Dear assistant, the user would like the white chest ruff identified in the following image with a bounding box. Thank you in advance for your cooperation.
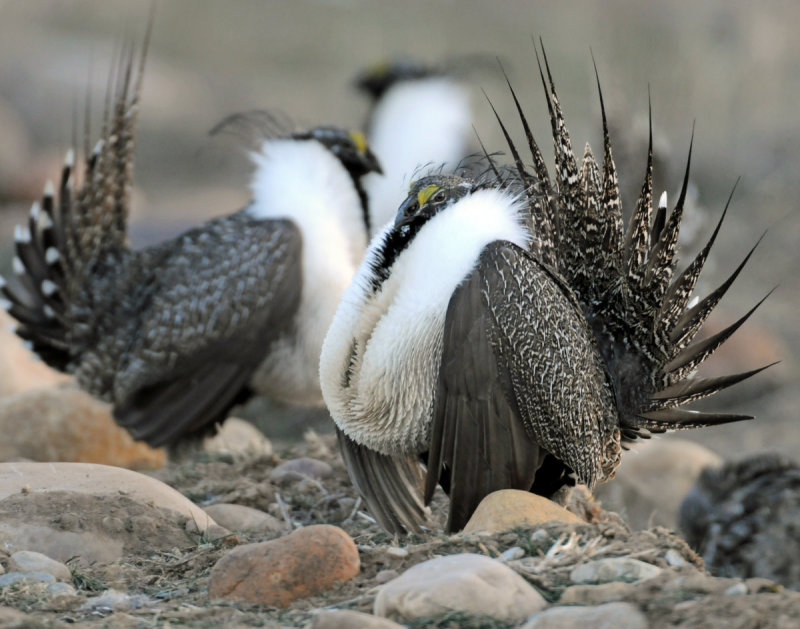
[247,139,367,405]
[320,188,529,455]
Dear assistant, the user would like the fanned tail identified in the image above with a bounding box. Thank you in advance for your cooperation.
[496,42,771,444]
[0,27,150,372]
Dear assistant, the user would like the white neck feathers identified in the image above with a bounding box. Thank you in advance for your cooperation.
[320,187,529,454]
[364,77,472,235]
[247,139,367,263]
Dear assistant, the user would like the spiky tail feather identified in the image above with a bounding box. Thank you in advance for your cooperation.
[1,27,150,371]
[496,41,772,442]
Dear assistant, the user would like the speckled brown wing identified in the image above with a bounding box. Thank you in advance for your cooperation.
[425,241,620,532]
[112,212,302,446]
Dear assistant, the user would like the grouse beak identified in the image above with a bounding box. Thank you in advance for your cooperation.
[364,148,384,176]
[348,130,383,176]
[394,195,420,228]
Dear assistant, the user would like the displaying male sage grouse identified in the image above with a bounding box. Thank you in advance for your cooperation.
[355,59,473,234]
[320,49,773,533]
[0,43,381,448]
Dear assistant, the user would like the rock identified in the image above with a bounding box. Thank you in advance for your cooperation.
[308,610,405,629]
[7,550,71,582]
[662,573,741,596]
[501,546,526,561]
[595,439,721,530]
[559,581,638,605]
[521,602,648,629]
[570,558,663,584]
[0,384,165,469]
[375,569,400,584]
[0,462,222,562]
[202,503,284,535]
[203,417,273,459]
[45,582,77,597]
[664,549,689,567]
[79,589,155,612]
[724,582,749,596]
[208,524,359,606]
[385,547,408,559]
[183,519,233,542]
[374,553,546,624]
[0,571,55,587]
[463,489,583,534]
[0,310,69,399]
[270,457,333,484]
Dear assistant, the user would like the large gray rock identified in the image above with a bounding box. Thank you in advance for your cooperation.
[522,602,648,629]
[0,462,225,563]
[374,553,546,624]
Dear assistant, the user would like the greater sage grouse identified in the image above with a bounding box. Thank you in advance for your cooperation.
[355,59,473,234]
[320,50,772,533]
[0,42,381,448]
[680,453,800,590]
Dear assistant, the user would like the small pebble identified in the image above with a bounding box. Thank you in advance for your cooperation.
[269,458,332,484]
[386,547,408,559]
[501,546,526,561]
[570,558,662,584]
[46,582,77,597]
[79,589,154,612]
[530,529,550,544]
[374,552,546,623]
[0,571,56,587]
[375,569,400,584]
[664,549,688,567]
[724,582,748,596]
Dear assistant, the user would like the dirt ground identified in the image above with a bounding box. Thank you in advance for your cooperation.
[2,434,798,628]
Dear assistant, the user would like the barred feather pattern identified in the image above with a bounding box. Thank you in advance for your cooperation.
[495,43,770,445]
[0,36,149,375]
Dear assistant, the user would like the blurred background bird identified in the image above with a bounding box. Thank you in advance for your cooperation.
[320,48,772,533]
[0,34,383,448]
[680,453,800,591]
[355,58,475,235]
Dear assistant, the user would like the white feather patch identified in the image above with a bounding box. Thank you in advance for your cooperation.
[364,77,473,234]
[45,248,60,264]
[12,256,25,275]
[320,187,529,454]
[14,225,31,244]
[42,279,58,296]
[246,138,368,405]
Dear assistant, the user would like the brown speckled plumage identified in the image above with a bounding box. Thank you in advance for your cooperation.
[324,45,772,534]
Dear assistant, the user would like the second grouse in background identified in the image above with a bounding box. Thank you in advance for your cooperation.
[355,59,474,234]
[1,42,382,448]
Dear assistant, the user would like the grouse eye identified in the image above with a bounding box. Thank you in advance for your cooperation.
[431,190,447,203]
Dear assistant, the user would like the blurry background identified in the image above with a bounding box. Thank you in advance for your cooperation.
[0,0,796,458]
